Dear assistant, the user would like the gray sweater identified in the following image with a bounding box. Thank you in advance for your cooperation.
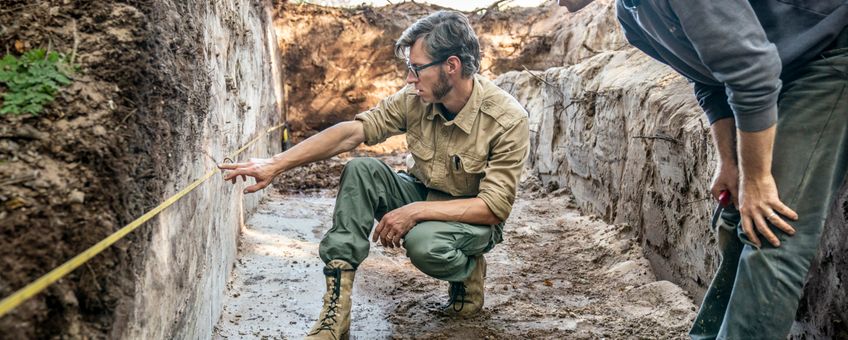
[616,0,848,131]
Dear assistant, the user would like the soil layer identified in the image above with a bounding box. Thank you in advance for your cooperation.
[0,1,208,337]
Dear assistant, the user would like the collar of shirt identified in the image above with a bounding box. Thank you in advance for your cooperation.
[424,74,483,135]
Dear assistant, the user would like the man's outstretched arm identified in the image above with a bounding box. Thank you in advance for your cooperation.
[219,120,366,193]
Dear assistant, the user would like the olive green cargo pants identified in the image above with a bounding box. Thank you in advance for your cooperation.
[690,42,848,338]
[318,157,498,282]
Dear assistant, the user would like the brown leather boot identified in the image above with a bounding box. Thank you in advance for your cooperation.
[305,260,355,340]
[443,254,486,317]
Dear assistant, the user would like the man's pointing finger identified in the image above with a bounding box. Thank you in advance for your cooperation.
[223,169,245,181]
[218,162,253,170]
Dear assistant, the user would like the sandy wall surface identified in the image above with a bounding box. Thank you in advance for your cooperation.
[495,48,716,305]
[120,1,284,338]
[271,0,626,141]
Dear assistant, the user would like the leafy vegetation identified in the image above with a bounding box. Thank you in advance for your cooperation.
[0,49,74,115]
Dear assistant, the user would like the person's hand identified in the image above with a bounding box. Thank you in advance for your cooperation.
[218,158,280,194]
[711,162,740,207]
[372,203,419,248]
[738,174,798,247]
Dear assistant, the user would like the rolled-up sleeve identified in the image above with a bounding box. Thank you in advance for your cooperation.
[670,0,781,132]
[354,86,410,145]
[478,116,529,221]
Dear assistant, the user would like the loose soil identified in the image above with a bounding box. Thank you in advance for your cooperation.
[1,1,208,338]
[215,154,697,339]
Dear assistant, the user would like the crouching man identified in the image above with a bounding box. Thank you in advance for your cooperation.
[219,11,528,339]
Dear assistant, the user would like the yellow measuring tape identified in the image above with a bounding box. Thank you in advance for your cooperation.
[0,124,284,317]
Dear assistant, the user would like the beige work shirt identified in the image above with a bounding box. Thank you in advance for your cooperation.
[355,74,529,221]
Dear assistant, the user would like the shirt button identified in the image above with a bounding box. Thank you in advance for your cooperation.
[441,130,448,136]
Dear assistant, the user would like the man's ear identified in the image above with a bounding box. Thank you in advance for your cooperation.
[446,56,462,75]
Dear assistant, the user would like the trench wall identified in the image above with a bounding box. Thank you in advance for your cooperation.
[495,48,717,302]
[119,1,283,338]
[494,1,848,336]
[271,1,623,141]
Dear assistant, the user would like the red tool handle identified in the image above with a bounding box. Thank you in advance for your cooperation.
[718,190,731,207]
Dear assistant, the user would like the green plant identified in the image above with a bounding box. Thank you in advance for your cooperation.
[0,49,74,115]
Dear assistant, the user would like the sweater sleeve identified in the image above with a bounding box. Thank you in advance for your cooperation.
[669,0,781,132]
[693,81,734,124]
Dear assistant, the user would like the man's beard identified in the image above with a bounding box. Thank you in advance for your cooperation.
[432,69,453,101]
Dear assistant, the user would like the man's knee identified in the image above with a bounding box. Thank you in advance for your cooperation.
[407,244,458,278]
[737,245,812,296]
[405,225,462,278]
[339,157,386,187]
[343,157,383,175]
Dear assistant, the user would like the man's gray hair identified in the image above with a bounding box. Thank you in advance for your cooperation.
[395,11,481,78]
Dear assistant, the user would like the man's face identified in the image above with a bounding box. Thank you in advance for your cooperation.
[406,38,452,103]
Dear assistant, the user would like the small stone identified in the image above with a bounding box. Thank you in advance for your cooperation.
[55,119,70,131]
[93,125,107,136]
[69,190,85,204]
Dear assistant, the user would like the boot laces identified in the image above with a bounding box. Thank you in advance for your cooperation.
[444,281,467,312]
[317,267,345,332]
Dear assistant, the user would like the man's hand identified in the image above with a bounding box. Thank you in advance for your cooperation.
[738,174,798,247]
[711,162,740,207]
[216,121,366,195]
[372,203,420,248]
[737,126,798,247]
[218,158,281,194]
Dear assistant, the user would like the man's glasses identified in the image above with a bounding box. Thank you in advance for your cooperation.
[406,58,447,79]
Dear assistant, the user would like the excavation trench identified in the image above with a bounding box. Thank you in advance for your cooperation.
[226,0,847,338]
[2,0,845,338]
[214,153,696,339]
[234,2,698,337]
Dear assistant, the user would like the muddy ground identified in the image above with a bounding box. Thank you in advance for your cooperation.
[215,153,696,339]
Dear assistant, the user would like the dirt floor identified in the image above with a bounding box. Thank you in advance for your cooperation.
[214,152,697,339]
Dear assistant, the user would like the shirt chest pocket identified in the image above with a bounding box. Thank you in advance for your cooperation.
[407,133,434,181]
[447,152,487,196]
